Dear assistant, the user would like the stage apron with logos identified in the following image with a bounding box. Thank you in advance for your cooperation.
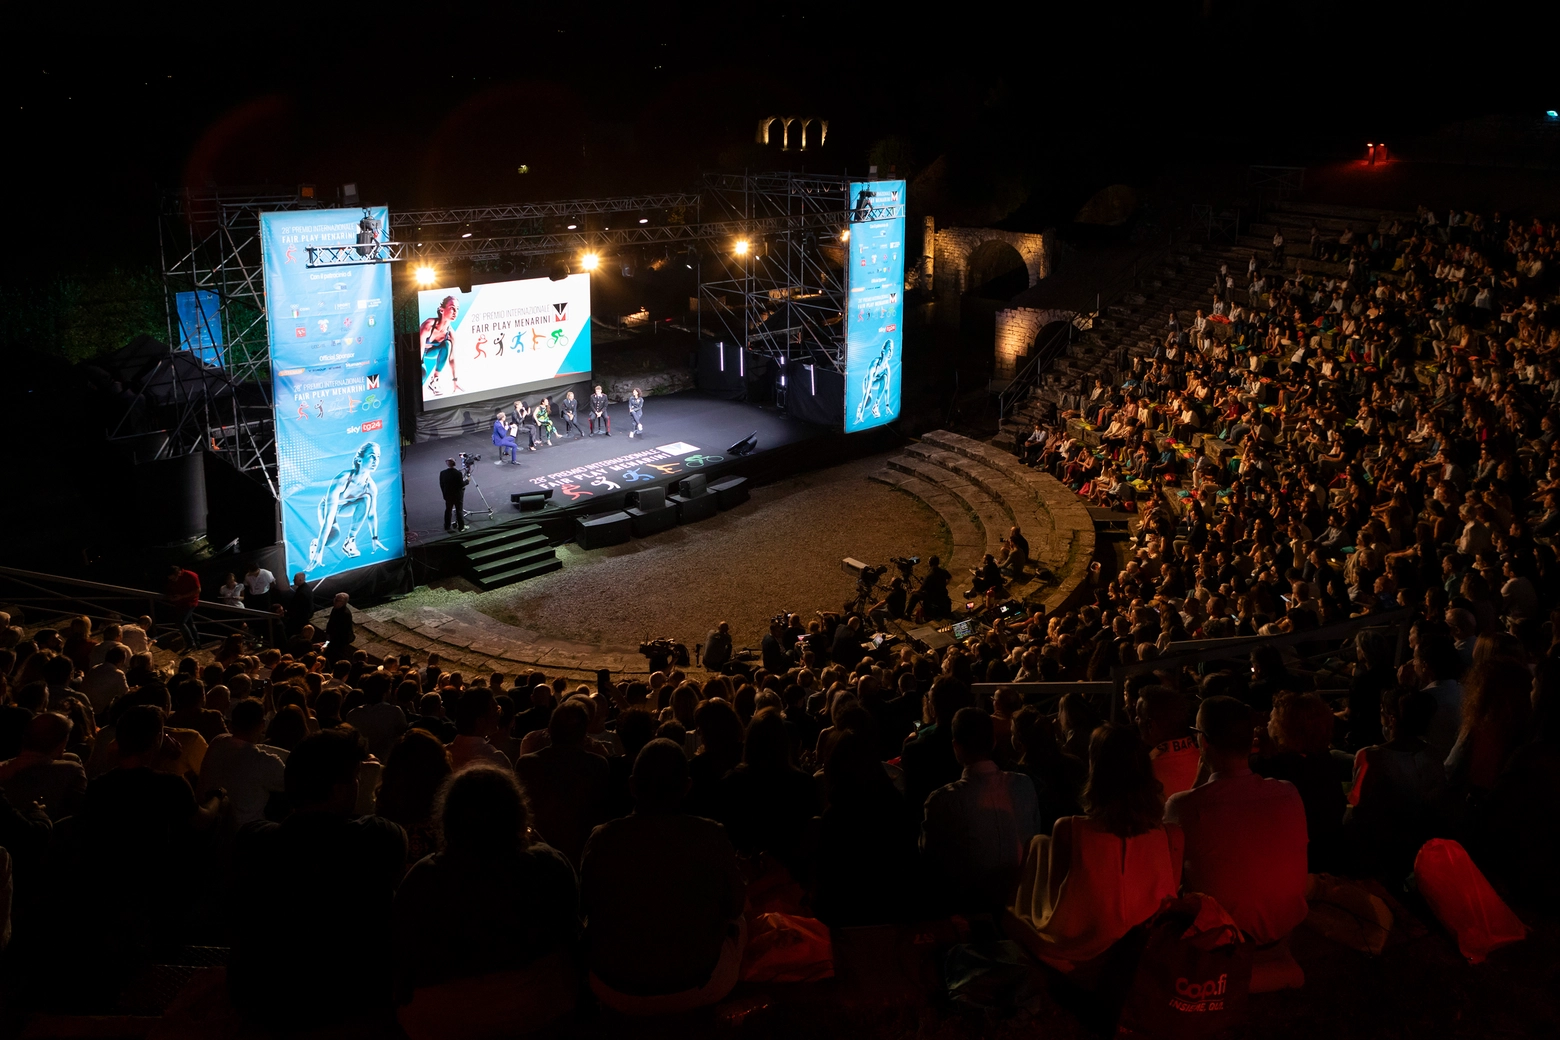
[260,207,407,581]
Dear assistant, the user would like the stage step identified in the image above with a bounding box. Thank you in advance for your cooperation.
[471,556,564,591]
[449,522,561,591]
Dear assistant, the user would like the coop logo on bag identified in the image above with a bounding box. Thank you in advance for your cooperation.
[1170,973,1228,1012]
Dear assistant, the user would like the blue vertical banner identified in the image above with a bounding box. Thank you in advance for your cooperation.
[175,289,224,365]
[844,179,906,431]
[260,208,405,581]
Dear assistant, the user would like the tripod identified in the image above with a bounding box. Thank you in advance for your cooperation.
[461,463,495,521]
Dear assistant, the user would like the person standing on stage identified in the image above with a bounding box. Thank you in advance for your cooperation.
[627,387,645,439]
[590,385,611,436]
[439,457,468,533]
[244,563,277,615]
[560,391,584,439]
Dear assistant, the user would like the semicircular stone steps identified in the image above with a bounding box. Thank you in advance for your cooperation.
[871,430,1096,613]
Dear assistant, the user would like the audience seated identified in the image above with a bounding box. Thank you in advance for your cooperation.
[229,729,407,1029]
[1134,684,1201,799]
[920,707,1042,913]
[515,701,609,866]
[580,739,746,1015]
[1007,723,1183,976]
[1166,697,1309,945]
[393,765,579,1037]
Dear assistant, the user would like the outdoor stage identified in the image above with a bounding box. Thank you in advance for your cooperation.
[400,390,829,546]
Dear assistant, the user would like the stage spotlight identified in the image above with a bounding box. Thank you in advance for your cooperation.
[581,252,600,271]
[461,232,473,238]
[415,266,437,287]
[549,261,569,281]
[840,229,850,242]
[728,431,759,457]
[566,223,579,230]
[734,239,750,256]
[638,217,649,224]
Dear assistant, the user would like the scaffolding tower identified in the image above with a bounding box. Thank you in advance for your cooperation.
[695,173,851,371]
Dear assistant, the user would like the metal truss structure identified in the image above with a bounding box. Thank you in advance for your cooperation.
[156,177,852,496]
[695,173,851,371]
[155,189,319,491]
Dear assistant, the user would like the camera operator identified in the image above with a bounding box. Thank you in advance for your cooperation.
[439,457,468,532]
[907,555,952,620]
[869,576,908,629]
[703,621,733,671]
[830,614,867,671]
[761,620,792,674]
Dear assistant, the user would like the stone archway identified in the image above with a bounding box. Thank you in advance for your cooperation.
[993,307,1078,379]
[932,227,1050,295]
[965,239,1029,299]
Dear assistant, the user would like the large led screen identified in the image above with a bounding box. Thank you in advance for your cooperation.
[260,207,405,581]
[844,179,906,431]
[416,273,592,407]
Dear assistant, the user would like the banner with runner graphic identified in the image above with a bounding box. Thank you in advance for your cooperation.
[843,179,906,432]
[416,273,592,407]
[260,207,406,581]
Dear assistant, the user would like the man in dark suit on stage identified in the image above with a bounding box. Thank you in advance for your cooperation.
[439,458,467,532]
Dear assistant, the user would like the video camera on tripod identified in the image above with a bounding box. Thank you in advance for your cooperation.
[458,451,482,476]
[890,555,920,580]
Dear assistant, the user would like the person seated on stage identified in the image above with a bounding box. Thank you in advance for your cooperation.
[491,411,521,464]
[511,399,539,450]
[535,398,557,445]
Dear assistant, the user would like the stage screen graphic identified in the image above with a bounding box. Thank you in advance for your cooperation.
[175,290,224,365]
[843,179,906,432]
[416,273,592,407]
[260,207,405,581]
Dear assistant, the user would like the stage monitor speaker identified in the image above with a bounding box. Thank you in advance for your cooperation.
[728,431,759,456]
[625,502,678,537]
[676,473,707,499]
[668,491,719,524]
[625,486,666,511]
[709,475,749,510]
[511,489,553,512]
[574,511,632,550]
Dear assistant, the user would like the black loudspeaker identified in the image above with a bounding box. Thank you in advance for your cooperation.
[625,501,678,537]
[625,486,666,511]
[669,491,719,524]
[574,511,632,549]
[135,452,208,545]
[676,473,707,499]
[511,490,553,512]
[709,475,749,510]
[728,431,759,456]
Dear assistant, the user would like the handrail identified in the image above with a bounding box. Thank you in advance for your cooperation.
[0,566,283,649]
[1108,606,1411,698]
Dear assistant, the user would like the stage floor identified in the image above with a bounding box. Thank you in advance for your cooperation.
[401,391,824,545]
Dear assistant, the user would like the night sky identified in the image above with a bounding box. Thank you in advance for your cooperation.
[3,0,1549,277]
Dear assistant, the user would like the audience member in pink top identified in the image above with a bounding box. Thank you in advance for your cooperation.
[1136,685,1201,798]
[1006,724,1183,976]
[1165,696,1309,945]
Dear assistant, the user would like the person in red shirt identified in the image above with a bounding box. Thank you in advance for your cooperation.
[165,565,202,651]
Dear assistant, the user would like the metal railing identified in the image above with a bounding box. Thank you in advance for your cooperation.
[1108,606,1411,702]
[0,566,283,649]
